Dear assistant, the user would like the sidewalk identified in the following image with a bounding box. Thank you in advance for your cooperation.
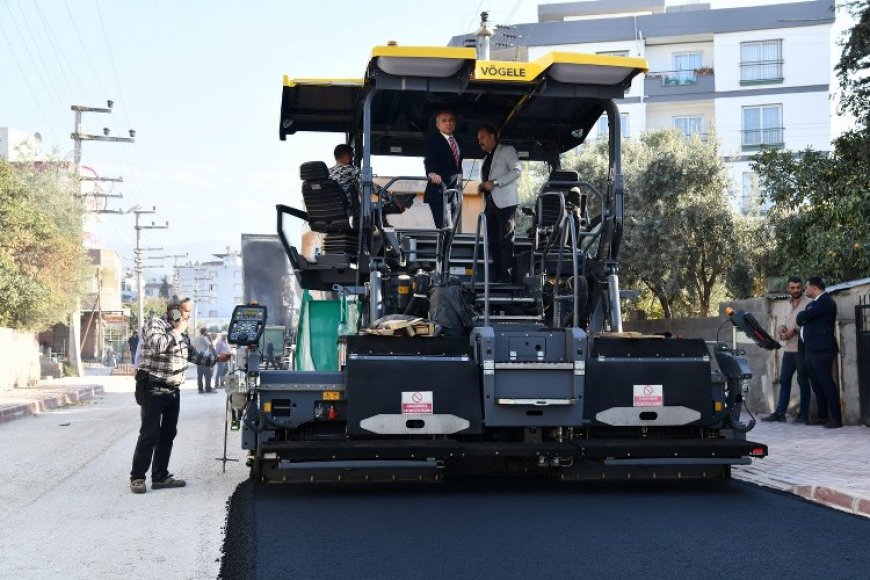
[0,368,112,423]
[2,373,868,517]
[733,419,870,518]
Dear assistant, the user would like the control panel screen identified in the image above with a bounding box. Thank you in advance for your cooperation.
[227,304,268,346]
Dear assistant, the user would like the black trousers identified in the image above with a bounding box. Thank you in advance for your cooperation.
[804,348,841,421]
[484,197,517,282]
[131,384,180,482]
[197,364,212,391]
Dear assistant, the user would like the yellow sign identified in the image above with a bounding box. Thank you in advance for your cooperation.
[473,60,542,82]
[322,391,341,401]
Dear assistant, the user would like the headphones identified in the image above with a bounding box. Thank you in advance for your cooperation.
[170,307,182,322]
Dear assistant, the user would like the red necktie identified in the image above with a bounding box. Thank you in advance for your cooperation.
[448,136,460,170]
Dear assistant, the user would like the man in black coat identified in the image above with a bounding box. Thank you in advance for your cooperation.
[424,110,463,229]
[796,276,842,428]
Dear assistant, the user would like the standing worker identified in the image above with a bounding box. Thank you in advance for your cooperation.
[127,331,139,365]
[476,124,522,283]
[196,327,214,393]
[424,109,463,229]
[130,296,232,493]
[763,277,812,423]
[214,333,231,388]
[796,276,842,428]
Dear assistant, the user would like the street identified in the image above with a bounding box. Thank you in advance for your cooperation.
[0,371,247,579]
[3,372,870,580]
[228,477,870,579]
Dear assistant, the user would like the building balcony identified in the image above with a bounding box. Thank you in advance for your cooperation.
[644,69,715,99]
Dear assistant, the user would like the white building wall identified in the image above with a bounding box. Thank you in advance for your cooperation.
[713,25,833,92]
[715,90,832,157]
[645,42,714,74]
[175,253,242,329]
[646,101,715,133]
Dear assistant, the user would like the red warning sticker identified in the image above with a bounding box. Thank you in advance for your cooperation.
[401,391,433,414]
[633,384,663,407]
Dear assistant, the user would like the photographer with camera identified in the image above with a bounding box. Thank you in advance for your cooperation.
[129,296,232,494]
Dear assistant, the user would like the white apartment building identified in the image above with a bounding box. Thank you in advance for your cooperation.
[175,248,243,330]
[453,0,849,213]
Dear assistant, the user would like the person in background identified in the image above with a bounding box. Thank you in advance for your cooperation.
[265,340,276,370]
[763,277,812,423]
[128,331,139,364]
[214,333,231,388]
[196,327,214,393]
[796,276,842,428]
[130,296,232,494]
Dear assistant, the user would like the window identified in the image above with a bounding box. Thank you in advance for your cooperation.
[741,172,772,215]
[740,40,782,83]
[742,105,783,147]
[595,113,630,139]
[672,51,702,84]
[673,116,703,137]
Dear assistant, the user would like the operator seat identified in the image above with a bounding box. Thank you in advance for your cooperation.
[299,161,358,255]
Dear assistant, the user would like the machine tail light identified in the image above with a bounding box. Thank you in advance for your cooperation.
[750,447,766,457]
[263,401,272,413]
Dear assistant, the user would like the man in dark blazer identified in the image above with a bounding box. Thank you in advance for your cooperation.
[796,276,842,428]
[424,110,463,229]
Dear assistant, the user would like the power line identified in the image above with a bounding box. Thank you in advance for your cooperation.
[0,18,59,138]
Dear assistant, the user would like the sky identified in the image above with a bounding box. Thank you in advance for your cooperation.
[1,0,542,278]
[1,0,847,280]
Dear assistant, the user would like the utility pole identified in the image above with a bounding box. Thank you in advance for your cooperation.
[134,208,168,334]
[68,100,135,375]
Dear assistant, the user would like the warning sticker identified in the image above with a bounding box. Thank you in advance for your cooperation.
[633,384,663,407]
[401,391,433,415]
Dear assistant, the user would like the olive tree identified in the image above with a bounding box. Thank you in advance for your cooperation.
[568,130,750,317]
[0,157,90,329]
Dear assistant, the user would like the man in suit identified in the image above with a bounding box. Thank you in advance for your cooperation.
[477,124,522,283]
[424,110,463,229]
[796,276,842,428]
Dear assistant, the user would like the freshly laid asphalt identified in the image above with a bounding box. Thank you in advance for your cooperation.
[4,371,868,519]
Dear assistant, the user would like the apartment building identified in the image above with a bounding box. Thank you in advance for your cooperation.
[175,248,243,330]
[452,0,847,213]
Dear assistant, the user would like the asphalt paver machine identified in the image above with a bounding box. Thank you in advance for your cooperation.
[229,45,769,483]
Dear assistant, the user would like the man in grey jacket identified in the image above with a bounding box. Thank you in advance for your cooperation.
[477,124,522,283]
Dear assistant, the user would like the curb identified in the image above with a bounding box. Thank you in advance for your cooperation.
[0,385,105,424]
[734,472,870,519]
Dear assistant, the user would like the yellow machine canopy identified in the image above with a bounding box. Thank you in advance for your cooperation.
[280,46,648,161]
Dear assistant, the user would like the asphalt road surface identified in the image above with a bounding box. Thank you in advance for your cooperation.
[0,372,247,579]
[223,476,870,579]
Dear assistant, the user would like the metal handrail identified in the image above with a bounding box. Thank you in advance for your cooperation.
[470,211,491,328]
[553,214,580,328]
[437,182,463,275]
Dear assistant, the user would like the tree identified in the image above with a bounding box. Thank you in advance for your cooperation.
[159,276,170,299]
[752,1,870,282]
[0,157,90,330]
[836,0,870,129]
[568,130,750,317]
[130,297,167,333]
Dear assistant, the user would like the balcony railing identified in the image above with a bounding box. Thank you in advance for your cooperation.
[741,127,784,148]
[646,67,714,87]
